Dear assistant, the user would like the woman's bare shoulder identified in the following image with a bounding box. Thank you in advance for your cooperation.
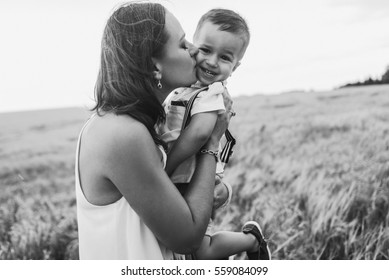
[84,113,152,157]
[94,113,148,139]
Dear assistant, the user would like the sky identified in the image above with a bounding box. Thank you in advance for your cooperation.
[0,0,388,113]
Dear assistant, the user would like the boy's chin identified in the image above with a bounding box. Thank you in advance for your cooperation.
[196,77,213,86]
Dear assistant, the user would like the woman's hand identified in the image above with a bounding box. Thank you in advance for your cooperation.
[204,88,233,150]
[213,176,229,210]
[222,87,233,112]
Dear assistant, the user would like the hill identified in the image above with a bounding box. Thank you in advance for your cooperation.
[0,85,388,259]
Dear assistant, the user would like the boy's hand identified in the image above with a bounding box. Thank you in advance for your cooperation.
[204,88,233,151]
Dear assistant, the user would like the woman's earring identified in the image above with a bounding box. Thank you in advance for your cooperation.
[153,69,162,89]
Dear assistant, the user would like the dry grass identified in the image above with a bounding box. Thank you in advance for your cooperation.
[0,108,89,259]
[215,85,389,259]
[1,85,388,259]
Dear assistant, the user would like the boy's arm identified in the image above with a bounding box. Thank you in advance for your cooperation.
[165,111,218,176]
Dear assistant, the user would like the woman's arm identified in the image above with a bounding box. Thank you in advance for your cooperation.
[165,111,218,176]
[103,116,221,253]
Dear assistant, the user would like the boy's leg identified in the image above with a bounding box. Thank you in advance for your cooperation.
[195,231,258,260]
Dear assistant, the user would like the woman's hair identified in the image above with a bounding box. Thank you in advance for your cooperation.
[93,2,168,148]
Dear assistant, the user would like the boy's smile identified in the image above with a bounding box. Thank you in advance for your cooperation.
[198,67,217,78]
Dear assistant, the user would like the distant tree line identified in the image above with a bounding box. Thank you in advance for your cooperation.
[340,65,389,88]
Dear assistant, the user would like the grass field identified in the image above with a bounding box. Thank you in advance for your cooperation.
[1,85,388,259]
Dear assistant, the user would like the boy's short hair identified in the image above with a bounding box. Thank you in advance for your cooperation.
[194,8,250,60]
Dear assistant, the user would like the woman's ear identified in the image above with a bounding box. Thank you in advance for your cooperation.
[153,70,162,81]
[151,57,162,80]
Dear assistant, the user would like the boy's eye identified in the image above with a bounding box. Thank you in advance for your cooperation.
[199,47,210,54]
[221,55,232,61]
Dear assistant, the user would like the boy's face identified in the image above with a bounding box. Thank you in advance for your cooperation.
[194,21,245,85]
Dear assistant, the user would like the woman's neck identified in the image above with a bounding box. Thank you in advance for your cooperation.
[156,88,171,104]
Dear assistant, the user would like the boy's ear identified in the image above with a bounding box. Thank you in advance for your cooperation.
[232,61,241,73]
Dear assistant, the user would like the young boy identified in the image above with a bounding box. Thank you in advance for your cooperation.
[159,9,271,260]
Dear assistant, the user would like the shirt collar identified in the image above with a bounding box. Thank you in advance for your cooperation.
[191,80,227,89]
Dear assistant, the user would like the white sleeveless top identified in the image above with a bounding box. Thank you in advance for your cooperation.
[75,117,181,259]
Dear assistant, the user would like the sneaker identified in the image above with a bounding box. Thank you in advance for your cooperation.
[242,221,271,260]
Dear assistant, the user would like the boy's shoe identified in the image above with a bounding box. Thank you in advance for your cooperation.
[242,221,271,260]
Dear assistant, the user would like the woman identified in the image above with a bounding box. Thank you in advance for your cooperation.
[75,1,233,259]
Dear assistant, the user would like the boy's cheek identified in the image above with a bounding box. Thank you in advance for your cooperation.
[195,53,205,64]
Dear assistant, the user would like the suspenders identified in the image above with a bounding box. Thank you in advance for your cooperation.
[220,129,236,164]
[177,87,236,164]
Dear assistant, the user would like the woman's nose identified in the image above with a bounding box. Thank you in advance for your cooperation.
[188,43,198,57]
